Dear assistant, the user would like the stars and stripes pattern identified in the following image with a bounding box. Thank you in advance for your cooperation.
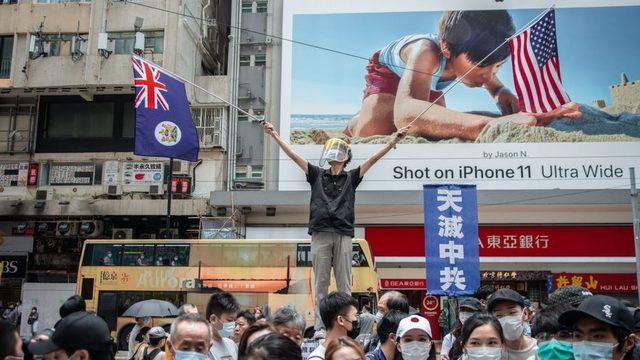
[509,10,571,113]
[132,57,169,111]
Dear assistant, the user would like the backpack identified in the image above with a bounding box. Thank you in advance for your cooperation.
[142,348,162,360]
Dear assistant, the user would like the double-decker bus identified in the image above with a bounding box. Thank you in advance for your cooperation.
[77,239,378,349]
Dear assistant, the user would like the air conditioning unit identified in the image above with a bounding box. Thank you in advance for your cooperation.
[35,189,54,201]
[172,160,190,175]
[105,185,122,196]
[56,221,78,237]
[35,222,56,235]
[158,228,179,239]
[148,185,164,195]
[78,220,104,238]
[134,32,145,53]
[97,33,109,51]
[112,228,133,240]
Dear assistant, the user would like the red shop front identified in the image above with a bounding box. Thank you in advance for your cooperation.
[368,225,636,306]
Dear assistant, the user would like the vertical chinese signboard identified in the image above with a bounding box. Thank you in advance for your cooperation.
[424,184,479,296]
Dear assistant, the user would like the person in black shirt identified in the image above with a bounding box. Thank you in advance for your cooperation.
[261,121,409,338]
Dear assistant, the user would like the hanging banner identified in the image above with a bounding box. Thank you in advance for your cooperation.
[424,184,479,296]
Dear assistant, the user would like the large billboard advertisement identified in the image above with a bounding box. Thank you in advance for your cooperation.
[279,0,640,190]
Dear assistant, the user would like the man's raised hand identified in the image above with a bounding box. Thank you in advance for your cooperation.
[261,121,277,136]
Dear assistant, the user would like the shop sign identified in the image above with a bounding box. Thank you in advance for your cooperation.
[0,255,27,279]
[421,292,442,340]
[123,162,164,185]
[365,226,634,258]
[49,163,95,185]
[553,273,637,294]
[0,162,29,187]
[380,278,426,290]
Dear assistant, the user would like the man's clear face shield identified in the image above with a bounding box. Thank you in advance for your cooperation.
[320,138,351,166]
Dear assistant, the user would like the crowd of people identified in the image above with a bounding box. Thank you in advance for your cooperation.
[2,284,640,360]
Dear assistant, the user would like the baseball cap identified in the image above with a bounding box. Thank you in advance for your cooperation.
[29,312,112,355]
[396,315,432,338]
[558,295,634,333]
[148,326,168,339]
[459,297,483,312]
[487,288,526,312]
[547,285,593,308]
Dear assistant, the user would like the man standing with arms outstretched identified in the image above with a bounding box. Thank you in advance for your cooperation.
[261,121,409,338]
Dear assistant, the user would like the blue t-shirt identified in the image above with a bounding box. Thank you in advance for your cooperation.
[377,33,453,92]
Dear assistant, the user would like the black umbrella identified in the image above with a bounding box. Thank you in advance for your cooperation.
[122,299,178,318]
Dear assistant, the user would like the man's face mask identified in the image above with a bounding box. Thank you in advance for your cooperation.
[538,339,574,360]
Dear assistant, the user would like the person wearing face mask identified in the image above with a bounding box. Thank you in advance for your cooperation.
[395,315,436,360]
[167,314,212,360]
[365,292,411,354]
[487,289,537,360]
[531,305,575,360]
[442,298,484,360]
[29,312,114,360]
[308,292,361,360]
[205,291,240,360]
[366,310,408,360]
[559,295,637,360]
[458,313,504,360]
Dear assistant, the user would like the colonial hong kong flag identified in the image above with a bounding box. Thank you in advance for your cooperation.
[132,55,198,161]
[509,10,571,113]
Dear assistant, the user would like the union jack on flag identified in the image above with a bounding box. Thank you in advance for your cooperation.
[132,57,169,111]
[509,10,571,113]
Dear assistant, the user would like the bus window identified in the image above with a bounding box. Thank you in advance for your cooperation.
[223,244,259,267]
[121,245,155,266]
[156,244,189,266]
[352,244,369,267]
[260,244,296,267]
[82,244,123,266]
[189,244,223,266]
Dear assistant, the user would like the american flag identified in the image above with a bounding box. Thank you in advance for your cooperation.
[509,10,570,113]
[132,57,170,111]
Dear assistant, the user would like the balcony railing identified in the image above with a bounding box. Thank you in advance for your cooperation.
[0,58,10,79]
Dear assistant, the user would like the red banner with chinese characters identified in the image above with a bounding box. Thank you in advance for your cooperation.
[365,226,634,257]
[380,278,426,289]
[553,273,638,294]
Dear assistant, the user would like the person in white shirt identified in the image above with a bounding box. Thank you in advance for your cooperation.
[128,317,152,359]
[487,289,537,360]
[308,292,360,360]
[441,297,483,360]
[206,292,240,360]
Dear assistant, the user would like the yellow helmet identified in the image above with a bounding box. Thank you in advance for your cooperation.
[320,138,352,166]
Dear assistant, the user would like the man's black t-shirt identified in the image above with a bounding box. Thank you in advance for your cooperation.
[306,163,362,237]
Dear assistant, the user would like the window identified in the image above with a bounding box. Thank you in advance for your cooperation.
[250,165,263,178]
[121,244,155,266]
[81,278,94,300]
[48,102,114,138]
[110,31,164,55]
[0,36,12,78]
[254,53,266,66]
[82,244,124,266]
[241,1,266,13]
[239,55,250,66]
[1,0,18,4]
[155,244,190,266]
[37,95,135,152]
[192,107,226,148]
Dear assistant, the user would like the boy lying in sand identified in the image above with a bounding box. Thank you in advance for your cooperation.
[344,10,581,141]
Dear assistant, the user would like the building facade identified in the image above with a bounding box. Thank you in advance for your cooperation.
[0,0,233,303]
